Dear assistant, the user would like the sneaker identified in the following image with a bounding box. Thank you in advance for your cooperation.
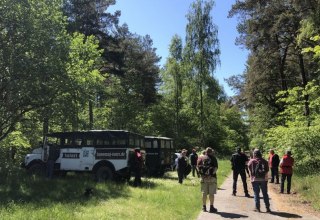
[245,193,251,198]
[253,207,260,212]
[266,208,272,213]
[232,192,236,196]
[269,181,274,183]
[209,206,217,213]
[202,206,207,212]
[287,192,291,194]
[279,191,284,194]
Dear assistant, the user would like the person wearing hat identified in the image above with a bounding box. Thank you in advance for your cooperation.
[230,147,250,197]
[279,150,294,194]
[248,149,271,213]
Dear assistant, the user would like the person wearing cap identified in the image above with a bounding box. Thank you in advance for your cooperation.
[197,147,218,213]
[248,149,271,213]
[230,147,250,197]
[268,149,280,184]
[279,150,294,194]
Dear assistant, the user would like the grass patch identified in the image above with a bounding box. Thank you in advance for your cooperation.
[293,173,320,211]
[0,159,230,220]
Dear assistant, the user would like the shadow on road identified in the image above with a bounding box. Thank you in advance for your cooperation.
[270,211,302,218]
[216,212,248,218]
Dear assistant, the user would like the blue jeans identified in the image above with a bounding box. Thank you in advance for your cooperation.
[252,181,270,209]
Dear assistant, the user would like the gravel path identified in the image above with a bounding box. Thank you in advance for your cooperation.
[197,173,320,220]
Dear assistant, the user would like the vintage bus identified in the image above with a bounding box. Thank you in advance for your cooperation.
[144,136,174,176]
[22,130,145,181]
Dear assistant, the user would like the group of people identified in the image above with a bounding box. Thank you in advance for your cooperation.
[230,147,294,212]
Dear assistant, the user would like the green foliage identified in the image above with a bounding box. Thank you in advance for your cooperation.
[0,160,231,220]
[293,173,320,211]
[0,0,69,141]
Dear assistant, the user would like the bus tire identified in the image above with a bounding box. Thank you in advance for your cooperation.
[28,163,46,177]
[96,166,113,182]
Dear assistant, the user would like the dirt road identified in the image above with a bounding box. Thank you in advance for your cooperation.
[197,174,320,220]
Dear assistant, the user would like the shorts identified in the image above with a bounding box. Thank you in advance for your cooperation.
[201,178,217,195]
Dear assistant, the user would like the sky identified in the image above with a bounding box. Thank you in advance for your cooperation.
[109,0,248,96]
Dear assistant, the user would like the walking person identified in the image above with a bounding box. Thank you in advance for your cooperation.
[197,147,218,213]
[189,148,199,177]
[230,147,250,197]
[248,149,271,213]
[280,150,294,194]
[268,149,280,184]
[177,149,188,184]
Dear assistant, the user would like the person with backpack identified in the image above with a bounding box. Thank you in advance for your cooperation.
[280,150,294,194]
[197,147,218,213]
[248,149,271,213]
[189,148,199,177]
[230,147,250,197]
[268,149,280,184]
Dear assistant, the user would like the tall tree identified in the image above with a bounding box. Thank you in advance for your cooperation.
[184,0,220,147]
[0,0,69,141]
[167,35,184,139]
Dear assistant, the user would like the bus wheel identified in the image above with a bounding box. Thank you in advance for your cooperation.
[96,166,113,182]
[28,163,45,177]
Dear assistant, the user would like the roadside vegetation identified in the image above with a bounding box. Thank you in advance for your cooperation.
[292,173,320,211]
[0,160,230,220]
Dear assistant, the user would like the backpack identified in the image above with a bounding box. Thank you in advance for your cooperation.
[254,160,267,178]
[199,156,214,177]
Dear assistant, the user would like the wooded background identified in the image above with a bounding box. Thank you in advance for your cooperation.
[1,0,320,174]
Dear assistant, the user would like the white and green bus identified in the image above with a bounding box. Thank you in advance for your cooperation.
[22,130,145,181]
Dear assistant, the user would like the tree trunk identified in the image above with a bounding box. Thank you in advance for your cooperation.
[298,53,310,125]
[89,100,94,130]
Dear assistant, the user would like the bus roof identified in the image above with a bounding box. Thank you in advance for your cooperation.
[46,130,144,138]
[145,136,173,140]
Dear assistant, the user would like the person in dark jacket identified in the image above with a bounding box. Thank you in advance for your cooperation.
[230,147,250,197]
[189,148,199,177]
[46,145,60,179]
[280,150,294,194]
[177,149,188,184]
[268,149,280,184]
[133,148,143,187]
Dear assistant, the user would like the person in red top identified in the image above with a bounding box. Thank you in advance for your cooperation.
[279,150,294,194]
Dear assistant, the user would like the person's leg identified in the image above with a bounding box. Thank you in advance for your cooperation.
[201,182,208,211]
[275,168,279,184]
[178,170,183,183]
[240,169,249,195]
[287,174,292,193]
[260,181,270,210]
[270,167,275,183]
[232,170,239,195]
[192,165,196,177]
[280,174,286,193]
[252,182,261,211]
[208,181,217,213]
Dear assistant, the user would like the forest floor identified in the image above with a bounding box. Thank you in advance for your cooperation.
[197,173,320,220]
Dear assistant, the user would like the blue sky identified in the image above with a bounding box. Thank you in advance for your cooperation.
[109,0,248,96]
